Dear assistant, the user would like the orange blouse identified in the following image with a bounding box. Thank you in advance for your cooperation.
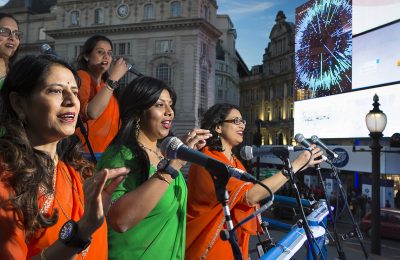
[76,70,120,153]
[0,161,108,259]
[186,147,260,260]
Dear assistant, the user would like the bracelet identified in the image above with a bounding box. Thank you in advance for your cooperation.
[40,247,48,260]
[105,84,114,92]
[155,171,171,185]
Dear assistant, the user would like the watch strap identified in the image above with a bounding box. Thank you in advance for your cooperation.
[106,78,119,90]
[158,159,179,179]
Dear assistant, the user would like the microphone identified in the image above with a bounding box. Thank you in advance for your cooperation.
[294,133,328,162]
[240,145,307,160]
[126,63,143,77]
[160,137,258,183]
[310,135,338,159]
[40,43,58,56]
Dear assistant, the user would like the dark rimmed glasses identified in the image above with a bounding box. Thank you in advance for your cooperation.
[222,117,246,125]
[0,27,23,40]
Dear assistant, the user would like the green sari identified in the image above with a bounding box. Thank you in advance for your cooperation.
[96,145,187,260]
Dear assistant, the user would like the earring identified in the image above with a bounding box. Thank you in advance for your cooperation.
[18,114,26,128]
[134,119,140,138]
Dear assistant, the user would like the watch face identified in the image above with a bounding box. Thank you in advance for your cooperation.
[117,4,129,18]
[60,221,74,240]
[294,0,352,100]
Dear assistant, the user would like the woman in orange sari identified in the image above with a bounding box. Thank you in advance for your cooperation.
[0,54,128,259]
[186,103,323,259]
[76,35,129,153]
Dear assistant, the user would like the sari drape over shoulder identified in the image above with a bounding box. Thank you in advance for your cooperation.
[0,161,108,259]
[96,145,187,260]
[75,70,120,153]
[186,147,259,260]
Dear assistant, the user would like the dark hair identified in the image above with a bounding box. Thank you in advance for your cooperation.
[0,13,20,67]
[0,55,91,239]
[111,76,176,184]
[201,103,240,151]
[76,35,113,81]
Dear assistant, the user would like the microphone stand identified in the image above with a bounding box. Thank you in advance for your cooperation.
[314,162,347,259]
[76,117,97,164]
[208,160,242,260]
[327,160,368,259]
[279,152,319,260]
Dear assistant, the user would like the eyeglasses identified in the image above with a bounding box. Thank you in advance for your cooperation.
[0,27,23,40]
[222,117,246,125]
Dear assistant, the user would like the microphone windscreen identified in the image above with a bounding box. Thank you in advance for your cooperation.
[294,133,305,143]
[160,136,181,159]
[240,146,253,160]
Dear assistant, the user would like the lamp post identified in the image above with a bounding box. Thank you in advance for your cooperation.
[365,94,387,255]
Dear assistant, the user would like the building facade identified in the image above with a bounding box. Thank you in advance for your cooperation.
[2,0,240,136]
[240,11,295,146]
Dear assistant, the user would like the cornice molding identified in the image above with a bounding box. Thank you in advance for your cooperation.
[46,18,222,39]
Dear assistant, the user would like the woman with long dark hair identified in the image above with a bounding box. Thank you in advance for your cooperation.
[185,103,323,259]
[96,76,211,259]
[0,55,128,259]
[0,13,20,90]
[75,35,129,153]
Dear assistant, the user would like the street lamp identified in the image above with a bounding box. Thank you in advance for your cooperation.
[365,94,387,255]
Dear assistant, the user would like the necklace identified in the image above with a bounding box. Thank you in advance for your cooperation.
[138,142,164,160]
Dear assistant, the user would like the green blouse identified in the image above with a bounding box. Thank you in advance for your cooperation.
[96,145,187,260]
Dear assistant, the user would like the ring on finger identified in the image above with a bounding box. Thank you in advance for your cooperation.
[187,131,192,136]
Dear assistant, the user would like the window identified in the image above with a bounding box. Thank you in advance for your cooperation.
[203,5,210,21]
[218,89,223,98]
[38,28,46,41]
[74,45,83,58]
[144,4,155,20]
[199,66,208,117]
[201,42,207,57]
[94,8,104,24]
[156,63,172,86]
[113,42,131,55]
[156,40,173,53]
[171,1,181,17]
[71,11,79,26]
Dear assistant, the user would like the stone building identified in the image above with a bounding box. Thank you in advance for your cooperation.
[1,0,241,136]
[240,11,295,146]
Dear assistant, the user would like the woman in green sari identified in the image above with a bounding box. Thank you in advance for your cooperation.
[96,76,211,259]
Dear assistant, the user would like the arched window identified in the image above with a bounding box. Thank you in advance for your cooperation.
[144,4,155,20]
[171,1,181,17]
[38,28,46,41]
[156,63,172,86]
[94,8,104,24]
[71,11,79,26]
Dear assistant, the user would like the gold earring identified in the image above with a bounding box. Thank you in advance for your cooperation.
[134,119,140,138]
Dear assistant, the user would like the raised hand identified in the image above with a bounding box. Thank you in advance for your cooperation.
[79,167,129,236]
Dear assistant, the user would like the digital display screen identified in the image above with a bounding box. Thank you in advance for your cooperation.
[294,0,400,138]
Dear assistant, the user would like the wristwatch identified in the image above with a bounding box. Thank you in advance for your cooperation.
[59,220,92,252]
[106,78,119,90]
[157,158,179,179]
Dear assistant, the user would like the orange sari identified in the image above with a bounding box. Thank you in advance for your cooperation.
[0,161,107,259]
[186,147,259,260]
[76,70,120,153]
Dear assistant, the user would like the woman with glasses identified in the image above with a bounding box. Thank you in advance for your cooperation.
[0,13,21,91]
[185,103,324,259]
[76,35,129,153]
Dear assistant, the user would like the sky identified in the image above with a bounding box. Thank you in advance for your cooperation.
[217,0,308,69]
[0,0,309,68]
